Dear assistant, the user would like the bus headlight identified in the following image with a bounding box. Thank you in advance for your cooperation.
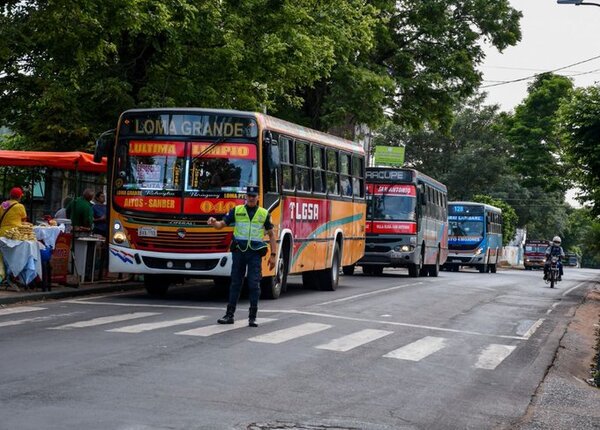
[474,248,483,256]
[113,231,127,244]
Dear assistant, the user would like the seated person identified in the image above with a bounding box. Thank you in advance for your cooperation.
[0,187,27,237]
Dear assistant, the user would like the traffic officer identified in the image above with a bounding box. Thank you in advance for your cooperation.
[207,185,277,327]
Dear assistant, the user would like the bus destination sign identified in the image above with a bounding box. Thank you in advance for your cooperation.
[366,169,413,183]
[120,113,258,138]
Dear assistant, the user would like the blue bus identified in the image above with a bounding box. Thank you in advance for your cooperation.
[444,202,502,273]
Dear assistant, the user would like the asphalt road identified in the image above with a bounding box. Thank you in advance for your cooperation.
[0,267,597,430]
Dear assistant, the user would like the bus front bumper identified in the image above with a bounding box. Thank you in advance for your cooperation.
[445,253,485,266]
[108,244,232,277]
[358,250,418,267]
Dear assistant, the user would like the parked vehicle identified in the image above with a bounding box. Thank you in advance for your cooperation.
[564,252,579,267]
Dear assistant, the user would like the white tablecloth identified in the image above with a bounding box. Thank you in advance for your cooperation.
[33,225,65,248]
[0,238,43,285]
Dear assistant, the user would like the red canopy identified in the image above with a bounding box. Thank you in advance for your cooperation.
[0,150,107,173]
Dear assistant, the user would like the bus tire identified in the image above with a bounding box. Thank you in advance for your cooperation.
[342,264,355,276]
[428,252,440,277]
[302,271,319,289]
[144,275,170,297]
[478,264,487,273]
[490,264,497,273]
[319,243,340,291]
[261,249,288,300]
[372,266,384,276]
[408,264,419,278]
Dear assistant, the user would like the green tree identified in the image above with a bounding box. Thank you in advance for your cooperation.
[0,0,378,150]
[501,73,573,193]
[556,86,600,216]
[472,194,517,246]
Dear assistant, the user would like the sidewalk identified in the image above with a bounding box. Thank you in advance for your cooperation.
[0,276,144,306]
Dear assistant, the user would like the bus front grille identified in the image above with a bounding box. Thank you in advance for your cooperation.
[142,257,220,271]
[133,231,231,253]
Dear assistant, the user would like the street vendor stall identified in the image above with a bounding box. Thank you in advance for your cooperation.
[0,151,106,289]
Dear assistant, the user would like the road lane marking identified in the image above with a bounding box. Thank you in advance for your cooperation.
[546,303,559,315]
[0,306,45,316]
[107,316,207,333]
[521,319,544,339]
[562,282,588,297]
[0,312,82,327]
[383,336,447,361]
[315,329,392,352]
[61,301,529,340]
[49,312,159,329]
[249,323,331,344]
[176,318,277,336]
[316,283,422,306]
[475,344,516,370]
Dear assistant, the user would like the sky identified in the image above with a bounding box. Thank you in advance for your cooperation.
[480,0,600,112]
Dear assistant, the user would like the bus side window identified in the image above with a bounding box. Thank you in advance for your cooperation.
[312,146,326,193]
[340,153,352,197]
[295,140,310,192]
[352,156,364,198]
[280,136,294,191]
[326,149,339,195]
[263,132,279,193]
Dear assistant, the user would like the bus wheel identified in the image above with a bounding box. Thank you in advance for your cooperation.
[372,266,384,276]
[302,271,319,289]
[319,244,340,291]
[408,264,419,277]
[144,274,170,297]
[342,264,355,276]
[490,264,497,273]
[428,253,440,277]
[478,264,488,273]
[261,251,288,300]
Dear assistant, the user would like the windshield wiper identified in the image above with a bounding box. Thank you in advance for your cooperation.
[192,137,225,162]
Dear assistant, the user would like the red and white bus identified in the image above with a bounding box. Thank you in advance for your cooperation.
[352,167,448,277]
[95,108,366,298]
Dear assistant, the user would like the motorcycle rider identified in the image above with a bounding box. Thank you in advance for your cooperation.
[543,236,565,281]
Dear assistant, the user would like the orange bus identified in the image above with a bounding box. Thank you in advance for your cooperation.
[95,108,366,298]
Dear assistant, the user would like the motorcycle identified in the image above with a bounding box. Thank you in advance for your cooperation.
[545,255,560,288]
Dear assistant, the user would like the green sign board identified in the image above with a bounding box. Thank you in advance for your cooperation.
[374,145,405,166]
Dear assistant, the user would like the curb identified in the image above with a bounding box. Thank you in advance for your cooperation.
[0,282,145,306]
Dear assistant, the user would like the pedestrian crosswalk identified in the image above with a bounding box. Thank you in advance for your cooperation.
[0,307,523,371]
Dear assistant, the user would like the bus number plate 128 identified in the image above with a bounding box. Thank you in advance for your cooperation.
[138,226,158,237]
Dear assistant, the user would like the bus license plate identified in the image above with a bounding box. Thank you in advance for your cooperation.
[138,227,157,237]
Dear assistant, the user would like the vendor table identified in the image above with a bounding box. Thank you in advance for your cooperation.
[0,237,42,286]
[73,235,105,283]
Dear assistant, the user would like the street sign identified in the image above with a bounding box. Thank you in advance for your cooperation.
[374,145,405,166]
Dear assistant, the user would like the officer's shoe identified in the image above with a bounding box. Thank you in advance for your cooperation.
[248,306,258,327]
[217,305,236,324]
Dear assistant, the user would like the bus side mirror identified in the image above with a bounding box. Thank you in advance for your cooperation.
[268,144,280,171]
[94,129,115,163]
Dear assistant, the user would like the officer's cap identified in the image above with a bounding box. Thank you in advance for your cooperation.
[246,185,259,196]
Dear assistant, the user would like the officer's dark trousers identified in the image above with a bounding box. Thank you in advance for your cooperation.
[228,250,261,308]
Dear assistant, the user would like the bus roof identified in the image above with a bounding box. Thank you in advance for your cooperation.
[449,201,502,213]
[121,108,363,154]
[366,166,447,192]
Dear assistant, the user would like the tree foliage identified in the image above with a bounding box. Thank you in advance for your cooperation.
[501,73,573,193]
[0,0,522,150]
[472,194,517,246]
[556,86,600,216]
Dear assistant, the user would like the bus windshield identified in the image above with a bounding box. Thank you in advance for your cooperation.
[367,184,416,221]
[114,140,258,213]
[449,219,484,238]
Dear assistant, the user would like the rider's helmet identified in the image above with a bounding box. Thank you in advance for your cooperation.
[552,236,561,245]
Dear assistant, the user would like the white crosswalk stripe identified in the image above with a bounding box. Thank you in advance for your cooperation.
[107,316,208,333]
[176,318,277,337]
[383,336,447,361]
[315,329,393,352]
[474,344,517,370]
[0,306,46,316]
[249,322,331,344]
[49,312,160,329]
